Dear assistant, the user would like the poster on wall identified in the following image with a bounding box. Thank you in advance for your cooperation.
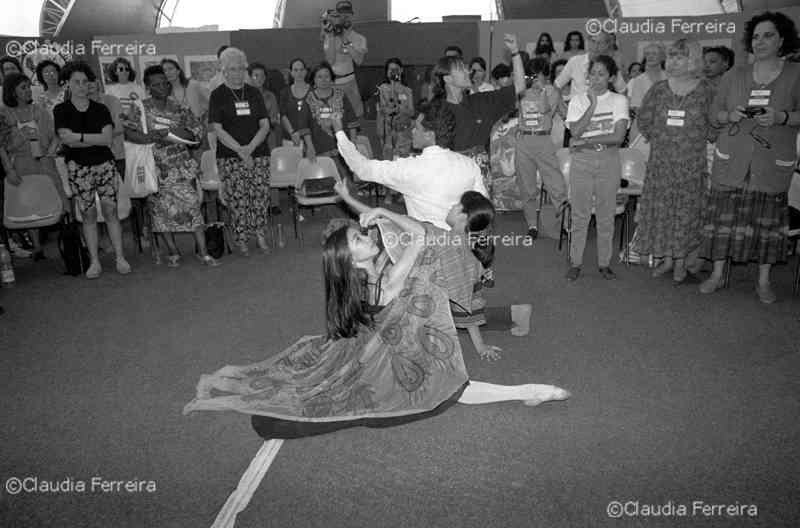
[184,55,218,88]
[98,55,136,89]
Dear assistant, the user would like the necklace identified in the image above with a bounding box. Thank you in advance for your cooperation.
[228,85,246,102]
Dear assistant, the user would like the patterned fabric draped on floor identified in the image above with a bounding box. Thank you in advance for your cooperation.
[184,238,469,421]
[217,157,271,243]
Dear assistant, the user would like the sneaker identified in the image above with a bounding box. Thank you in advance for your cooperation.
[8,240,32,258]
[527,227,538,241]
[167,255,180,268]
[599,267,616,280]
[86,261,102,279]
[116,257,131,275]
[565,266,581,281]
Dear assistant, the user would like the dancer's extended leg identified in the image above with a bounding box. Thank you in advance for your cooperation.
[458,381,570,407]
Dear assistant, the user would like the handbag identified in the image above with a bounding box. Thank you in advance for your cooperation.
[58,212,90,276]
[205,222,225,259]
[124,97,159,198]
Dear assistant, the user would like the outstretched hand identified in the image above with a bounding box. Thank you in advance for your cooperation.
[333,179,350,197]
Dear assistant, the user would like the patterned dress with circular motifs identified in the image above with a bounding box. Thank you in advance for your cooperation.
[184,225,469,422]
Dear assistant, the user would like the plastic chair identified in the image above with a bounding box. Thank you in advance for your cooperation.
[270,146,303,189]
[294,156,342,241]
[3,173,64,230]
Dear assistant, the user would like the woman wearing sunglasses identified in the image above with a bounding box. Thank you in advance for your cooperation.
[103,57,145,117]
[700,11,800,303]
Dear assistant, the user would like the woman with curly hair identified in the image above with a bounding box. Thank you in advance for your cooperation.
[699,11,800,303]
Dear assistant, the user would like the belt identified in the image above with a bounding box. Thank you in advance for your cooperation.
[334,72,355,81]
[570,143,615,153]
[518,130,550,136]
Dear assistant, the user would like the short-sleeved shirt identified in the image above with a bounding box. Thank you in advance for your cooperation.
[208,84,269,159]
[53,100,114,166]
[446,85,516,151]
[565,91,629,138]
[518,85,559,133]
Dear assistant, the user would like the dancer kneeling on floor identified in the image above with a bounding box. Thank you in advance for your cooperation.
[334,179,532,362]
[184,203,569,438]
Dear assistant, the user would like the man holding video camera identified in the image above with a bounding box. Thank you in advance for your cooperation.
[320,0,367,118]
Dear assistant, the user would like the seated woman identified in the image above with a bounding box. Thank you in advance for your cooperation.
[0,72,67,261]
[335,180,532,361]
[125,65,218,267]
[184,202,569,438]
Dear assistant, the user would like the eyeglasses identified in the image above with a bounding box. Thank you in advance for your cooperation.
[117,67,130,72]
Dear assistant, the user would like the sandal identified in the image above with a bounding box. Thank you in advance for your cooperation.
[200,255,220,267]
[167,255,180,268]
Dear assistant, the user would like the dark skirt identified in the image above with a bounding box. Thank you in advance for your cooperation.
[700,186,789,264]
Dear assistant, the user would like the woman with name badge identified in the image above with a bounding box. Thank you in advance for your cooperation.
[700,11,800,303]
[208,47,272,256]
[279,58,311,148]
[633,39,716,284]
[564,55,629,281]
[298,62,359,181]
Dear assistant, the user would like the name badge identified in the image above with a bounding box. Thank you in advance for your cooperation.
[320,106,332,119]
[748,89,770,107]
[235,101,251,116]
[667,110,685,118]
[666,118,685,127]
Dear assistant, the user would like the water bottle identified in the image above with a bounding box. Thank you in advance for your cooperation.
[276,224,285,248]
[0,244,15,287]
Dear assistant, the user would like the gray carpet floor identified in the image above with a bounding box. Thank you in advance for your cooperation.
[1,206,799,528]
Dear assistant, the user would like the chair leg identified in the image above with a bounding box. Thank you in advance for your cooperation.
[793,254,799,296]
[291,191,299,240]
[722,257,732,289]
[536,183,546,233]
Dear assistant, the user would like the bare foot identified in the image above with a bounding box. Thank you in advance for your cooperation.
[523,384,571,406]
[510,304,532,336]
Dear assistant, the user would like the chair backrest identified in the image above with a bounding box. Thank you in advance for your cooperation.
[355,135,373,159]
[296,156,340,187]
[3,173,64,229]
[199,150,221,191]
[619,148,647,186]
[270,146,303,188]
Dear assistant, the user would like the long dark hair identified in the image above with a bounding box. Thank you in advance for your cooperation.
[161,58,189,88]
[535,32,555,56]
[2,73,31,108]
[323,226,372,340]
[564,31,585,52]
[460,191,495,268]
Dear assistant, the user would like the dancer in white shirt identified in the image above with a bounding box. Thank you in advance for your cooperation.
[333,101,488,231]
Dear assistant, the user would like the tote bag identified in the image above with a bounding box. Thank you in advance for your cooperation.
[124,97,158,198]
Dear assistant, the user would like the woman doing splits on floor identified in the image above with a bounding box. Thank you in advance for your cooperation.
[184,204,569,438]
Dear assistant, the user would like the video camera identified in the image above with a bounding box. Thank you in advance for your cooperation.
[321,1,353,35]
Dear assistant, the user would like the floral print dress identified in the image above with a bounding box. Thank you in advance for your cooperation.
[130,99,204,232]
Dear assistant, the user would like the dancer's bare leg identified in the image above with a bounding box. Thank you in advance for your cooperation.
[458,380,570,406]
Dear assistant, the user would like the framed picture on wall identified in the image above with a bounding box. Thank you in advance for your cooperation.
[98,55,135,89]
[184,55,218,88]
[138,54,179,80]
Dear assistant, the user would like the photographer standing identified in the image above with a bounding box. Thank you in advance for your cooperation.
[321,1,367,118]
